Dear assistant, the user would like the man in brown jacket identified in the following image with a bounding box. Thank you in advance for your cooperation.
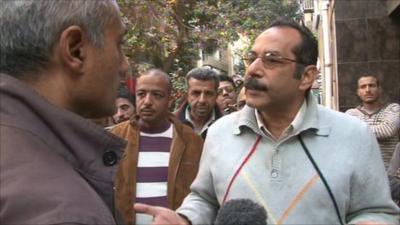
[110,69,203,225]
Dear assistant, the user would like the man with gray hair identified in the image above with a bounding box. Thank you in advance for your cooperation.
[174,67,222,139]
[0,1,129,224]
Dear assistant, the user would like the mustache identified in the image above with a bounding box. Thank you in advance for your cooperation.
[244,78,268,92]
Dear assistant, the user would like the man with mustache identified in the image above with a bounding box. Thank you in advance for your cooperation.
[134,18,399,224]
[175,67,222,139]
[346,75,400,168]
[110,69,203,225]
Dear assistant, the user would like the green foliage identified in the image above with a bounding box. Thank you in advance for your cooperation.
[118,0,301,98]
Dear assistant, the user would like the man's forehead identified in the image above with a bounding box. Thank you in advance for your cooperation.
[252,26,301,52]
[189,78,216,87]
[116,97,133,105]
[358,76,378,85]
[136,86,168,93]
[219,81,234,87]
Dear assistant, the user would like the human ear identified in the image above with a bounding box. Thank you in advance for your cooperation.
[58,25,87,74]
[299,65,318,91]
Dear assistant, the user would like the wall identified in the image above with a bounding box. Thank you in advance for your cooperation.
[335,0,400,111]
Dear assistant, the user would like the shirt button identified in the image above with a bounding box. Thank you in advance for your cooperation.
[103,150,117,166]
[271,170,278,178]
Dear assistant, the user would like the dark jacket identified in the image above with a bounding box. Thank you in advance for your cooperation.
[110,113,203,225]
[0,74,126,224]
[174,101,222,139]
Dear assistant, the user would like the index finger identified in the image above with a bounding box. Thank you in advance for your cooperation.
[134,203,159,216]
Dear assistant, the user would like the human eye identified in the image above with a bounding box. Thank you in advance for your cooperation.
[153,92,164,99]
[244,52,257,65]
[263,53,283,64]
[226,86,234,93]
[121,105,129,110]
[191,90,201,97]
[136,91,145,98]
[206,91,216,97]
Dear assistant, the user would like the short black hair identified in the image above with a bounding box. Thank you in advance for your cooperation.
[117,84,135,106]
[358,74,380,87]
[268,17,318,66]
[218,74,235,87]
[267,18,318,79]
[186,67,220,91]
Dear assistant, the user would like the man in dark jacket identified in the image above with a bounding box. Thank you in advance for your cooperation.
[174,67,222,139]
[0,1,129,224]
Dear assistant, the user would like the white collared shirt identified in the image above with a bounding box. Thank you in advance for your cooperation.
[255,100,307,141]
[185,106,216,135]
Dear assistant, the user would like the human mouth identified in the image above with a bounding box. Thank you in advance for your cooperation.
[140,108,155,115]
[223,96,233,101]
[196,107,208,114]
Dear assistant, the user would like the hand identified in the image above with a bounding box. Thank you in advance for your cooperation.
[134,203,190,225]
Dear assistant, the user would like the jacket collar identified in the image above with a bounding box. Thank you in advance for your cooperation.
[174,101,222,138]
[0,73,126,182]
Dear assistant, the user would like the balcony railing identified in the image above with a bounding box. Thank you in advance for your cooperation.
[302,0,314,13]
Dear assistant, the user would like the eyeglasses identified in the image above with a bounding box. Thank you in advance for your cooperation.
[217,86,235,95]
[243,51,301,68]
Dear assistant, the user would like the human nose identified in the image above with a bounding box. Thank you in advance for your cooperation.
[115,109,123,117]
[246,60,263,79]
[143,94,153,105]
[199,93,206,103]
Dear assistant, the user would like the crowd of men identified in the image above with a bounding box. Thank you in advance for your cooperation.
[1,1,399,225]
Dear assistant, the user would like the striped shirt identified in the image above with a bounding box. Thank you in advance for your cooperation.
[346,103,400,167]
[136,123,173,225]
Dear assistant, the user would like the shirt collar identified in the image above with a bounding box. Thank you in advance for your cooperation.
[255,100,307,140]
[235,92,326,138]
[185,105,216,134]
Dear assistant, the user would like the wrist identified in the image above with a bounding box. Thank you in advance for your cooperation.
[177,213,192,225]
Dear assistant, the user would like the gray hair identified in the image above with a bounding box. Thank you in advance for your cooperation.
[0,0,119,78]
[185,67,220,91]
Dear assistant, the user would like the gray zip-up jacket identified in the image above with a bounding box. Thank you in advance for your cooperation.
[0,74,126,224]
[177,93,400,224]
